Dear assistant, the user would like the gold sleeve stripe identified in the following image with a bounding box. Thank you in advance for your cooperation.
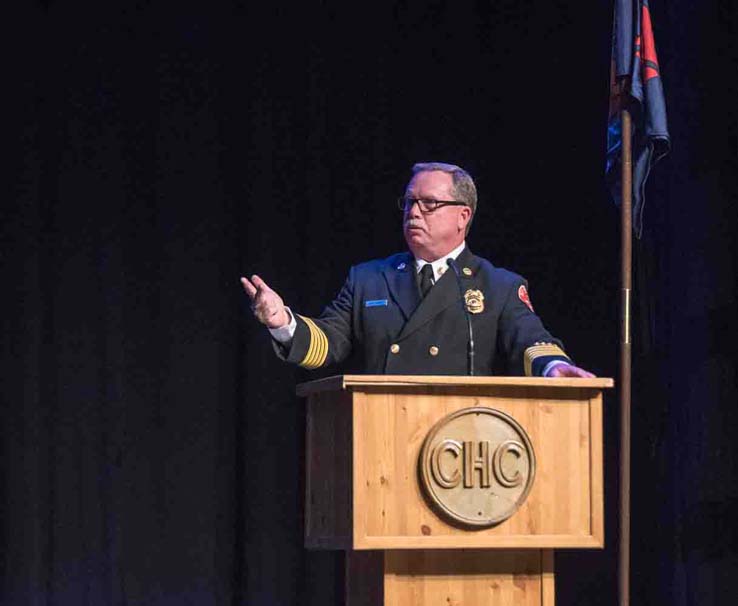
[304,317,328,368]
[299,316,321,369]
[300,318,317,368]
[524,343,568,377]
[297,315,328,369]
[299,317,318,368]
[305,319,327,368]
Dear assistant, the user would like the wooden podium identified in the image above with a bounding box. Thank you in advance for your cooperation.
[297,375,613,606]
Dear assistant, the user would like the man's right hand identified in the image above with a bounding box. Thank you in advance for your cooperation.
[240,275,291,329]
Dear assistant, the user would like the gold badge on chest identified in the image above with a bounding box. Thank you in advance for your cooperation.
[463,289,485,314]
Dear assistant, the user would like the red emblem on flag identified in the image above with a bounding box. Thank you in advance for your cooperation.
[636,5,661,82]
[518,285,534,312]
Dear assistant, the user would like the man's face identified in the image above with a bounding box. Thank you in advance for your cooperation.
[403,170,471,261]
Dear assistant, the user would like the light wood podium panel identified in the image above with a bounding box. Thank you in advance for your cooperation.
[299,375,612,606]
[346,549,555,606]
[300,375,611,550]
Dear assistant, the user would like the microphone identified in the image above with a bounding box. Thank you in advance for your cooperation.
[446,258,475,376]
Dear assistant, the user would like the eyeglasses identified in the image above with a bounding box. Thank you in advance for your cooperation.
[397,197,468,213]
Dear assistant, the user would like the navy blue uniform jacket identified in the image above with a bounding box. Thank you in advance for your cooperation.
[275,246,570,376]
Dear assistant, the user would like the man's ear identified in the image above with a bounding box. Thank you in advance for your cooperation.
[458,206,472,231]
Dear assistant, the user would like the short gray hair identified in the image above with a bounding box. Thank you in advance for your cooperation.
[411,162,478,234]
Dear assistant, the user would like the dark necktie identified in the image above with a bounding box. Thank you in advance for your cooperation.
[419,264,434,298]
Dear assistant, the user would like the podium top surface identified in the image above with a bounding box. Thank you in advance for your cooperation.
[296,374,614,397]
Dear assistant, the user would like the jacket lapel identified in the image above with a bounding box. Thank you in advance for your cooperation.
[382,253,420,321]
[397,247,480,341]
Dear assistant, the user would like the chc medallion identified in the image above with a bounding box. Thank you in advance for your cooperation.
[419,407,535,528]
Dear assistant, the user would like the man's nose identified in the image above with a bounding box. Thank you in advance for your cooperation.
[406,200,422,219]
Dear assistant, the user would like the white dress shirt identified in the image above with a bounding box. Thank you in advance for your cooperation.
[414,240,467,283]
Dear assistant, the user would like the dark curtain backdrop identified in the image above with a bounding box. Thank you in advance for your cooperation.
[2,1,736,605]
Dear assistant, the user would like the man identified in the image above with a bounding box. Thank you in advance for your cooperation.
[241,162,593,378]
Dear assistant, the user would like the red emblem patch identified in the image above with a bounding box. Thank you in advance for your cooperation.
[518,285,534,312]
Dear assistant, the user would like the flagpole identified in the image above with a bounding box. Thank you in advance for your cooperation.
[619,101,633,606]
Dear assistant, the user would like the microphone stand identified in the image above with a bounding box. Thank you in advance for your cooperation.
[446,259,475,376]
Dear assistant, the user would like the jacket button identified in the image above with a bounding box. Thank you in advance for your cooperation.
[429,346,439,356]
[390,344,400,354]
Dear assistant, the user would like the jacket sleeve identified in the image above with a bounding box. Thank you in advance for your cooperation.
[272,266,356,369]
[496,277,572,376]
